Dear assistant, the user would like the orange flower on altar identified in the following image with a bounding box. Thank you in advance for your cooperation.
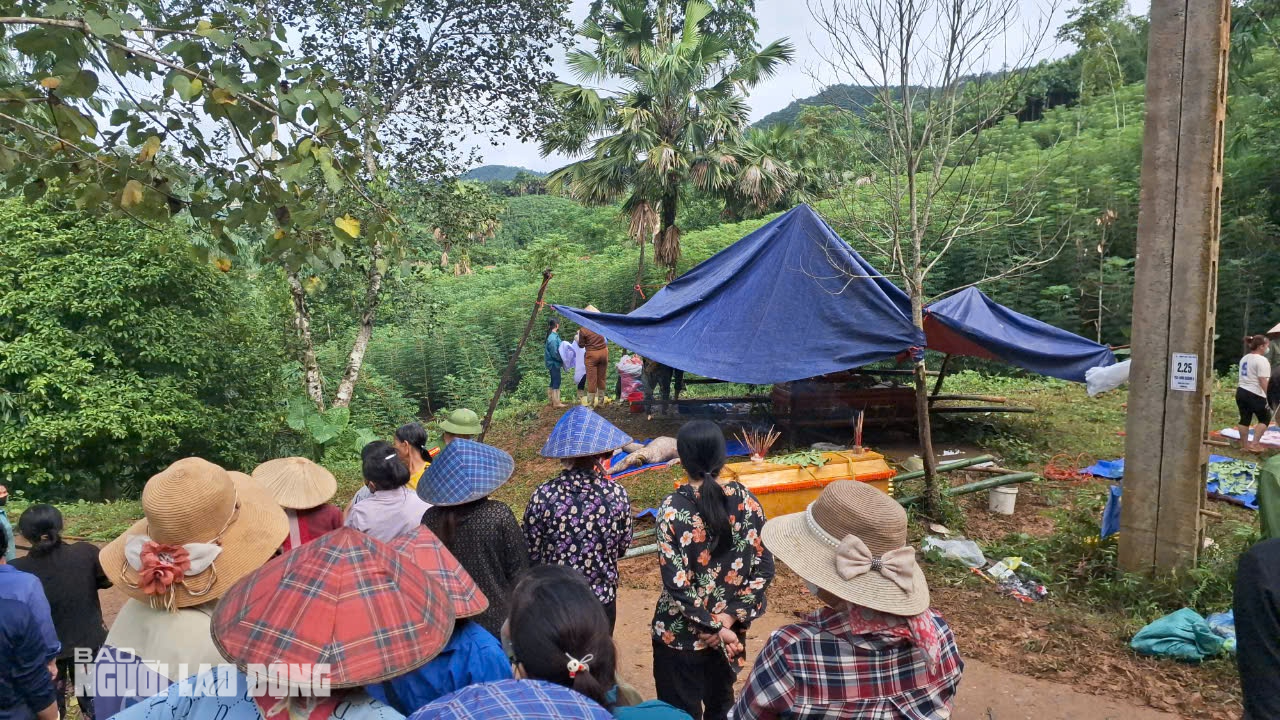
[137,541,190,596]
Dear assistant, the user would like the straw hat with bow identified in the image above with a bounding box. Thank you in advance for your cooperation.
[762,480,929,616]
[99,457,288,611]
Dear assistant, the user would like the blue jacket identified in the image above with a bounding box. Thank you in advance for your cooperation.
[366,621,511,714]
[1,513,15,562]
[546,332,564,367]
[0,566,59,662]
[0,598,58,720]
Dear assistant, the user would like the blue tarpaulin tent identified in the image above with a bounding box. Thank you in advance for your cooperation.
[924,287,1117,382]
[553,205,925,384]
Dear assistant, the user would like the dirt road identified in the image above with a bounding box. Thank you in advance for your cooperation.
[611,587,1178,720]
[93,581,1178,720]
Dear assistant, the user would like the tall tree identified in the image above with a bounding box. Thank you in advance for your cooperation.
[542,0,793,295]
[272,0,569,410]
[809,0,1063,515]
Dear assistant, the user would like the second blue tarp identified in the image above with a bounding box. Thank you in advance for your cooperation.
[1093,455,1257,539]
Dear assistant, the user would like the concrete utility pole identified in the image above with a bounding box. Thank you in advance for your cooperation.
[1120,0,1231,573]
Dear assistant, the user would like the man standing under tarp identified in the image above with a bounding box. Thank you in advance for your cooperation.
[642,359,684,421]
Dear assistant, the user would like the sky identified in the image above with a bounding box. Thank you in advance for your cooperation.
[469,0,1151,173]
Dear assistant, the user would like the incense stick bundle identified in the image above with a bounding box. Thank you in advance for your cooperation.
[738,425,781,461]
[853,410,864,453]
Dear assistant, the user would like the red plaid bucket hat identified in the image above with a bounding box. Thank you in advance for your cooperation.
[390,525,489,619]
[211,527,455,689]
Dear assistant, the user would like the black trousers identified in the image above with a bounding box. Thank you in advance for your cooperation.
[603,599,617,633]
[652,639,736,720]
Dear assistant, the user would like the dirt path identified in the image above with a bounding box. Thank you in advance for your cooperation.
[610,587,1178,720]
[93,581,1178,719]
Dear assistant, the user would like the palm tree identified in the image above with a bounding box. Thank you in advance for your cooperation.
[542,0,794,287]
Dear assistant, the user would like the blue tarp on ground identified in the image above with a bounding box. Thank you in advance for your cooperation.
[924,287,1117,382]
[553,205,924,385]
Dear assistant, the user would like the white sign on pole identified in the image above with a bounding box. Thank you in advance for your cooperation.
[1170,353,1198,392]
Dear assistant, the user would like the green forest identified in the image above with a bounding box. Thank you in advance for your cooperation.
[1,0,1278,501]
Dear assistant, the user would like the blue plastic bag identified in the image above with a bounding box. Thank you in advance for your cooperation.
[1100,485,1122,539]
[1131,608,1224,661]
[1206,611,1236,654]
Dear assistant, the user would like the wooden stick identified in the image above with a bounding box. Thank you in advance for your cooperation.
[478,269,553,442]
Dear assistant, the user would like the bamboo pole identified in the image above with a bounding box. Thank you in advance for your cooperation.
[892,454,996,482]
[478,269,553,442]
[623,470,1040,558]
[897,472,1039,507]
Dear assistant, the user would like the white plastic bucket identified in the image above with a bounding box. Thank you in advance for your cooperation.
[988,485,1019,515]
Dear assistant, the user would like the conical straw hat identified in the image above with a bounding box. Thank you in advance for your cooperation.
[251,456,337,510]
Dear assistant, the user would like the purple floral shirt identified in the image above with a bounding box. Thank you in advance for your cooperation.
[523,468,633,604]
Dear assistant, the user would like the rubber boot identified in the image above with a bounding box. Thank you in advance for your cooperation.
[548,389,555,407]
[552,390,565,408]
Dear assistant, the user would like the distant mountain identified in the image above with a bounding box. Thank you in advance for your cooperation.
[753,84,880,128]
[462,165,547,182]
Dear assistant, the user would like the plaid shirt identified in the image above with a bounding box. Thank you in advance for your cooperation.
[730,607,963,720]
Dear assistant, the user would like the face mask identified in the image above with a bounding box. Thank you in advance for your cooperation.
[803,580,822,596]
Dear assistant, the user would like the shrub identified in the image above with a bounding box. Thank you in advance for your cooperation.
[0,200,286,499]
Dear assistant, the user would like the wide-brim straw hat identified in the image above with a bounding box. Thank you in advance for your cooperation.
[413,679,614,720]
[762,480,929,617]
[99,458,288,610]
[1269,322,1280,336]
[418,439,515,506]
[540,406,633,459]
[440,408,483,436]
[212,527,455,689]
[390,525,488,619]
[251,457,338,510]
[584,304,600,313]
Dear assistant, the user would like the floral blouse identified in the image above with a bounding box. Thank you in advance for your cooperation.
[523,468,634,604]
[651,480,774,666]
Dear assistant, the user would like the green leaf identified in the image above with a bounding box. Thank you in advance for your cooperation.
[286,397,312,433]
[352,428,379,453]
[314,146,341,192]
[83,11,121,37]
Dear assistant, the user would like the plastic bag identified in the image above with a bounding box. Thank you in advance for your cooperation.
[1131,608,1224,661]
[1086,359,1130,397]
[616,354,643,377]
[1206,611,1237,654]
[921,536,986,568]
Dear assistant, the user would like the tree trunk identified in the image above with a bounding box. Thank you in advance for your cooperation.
[660,192,679,282]
[332,242,385,408]
[287,268,327,411]
[631,234,647,311]
[910,288,942,517]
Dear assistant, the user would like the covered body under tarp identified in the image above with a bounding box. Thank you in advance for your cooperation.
[923,287,1117,382]
[553,205,924,385]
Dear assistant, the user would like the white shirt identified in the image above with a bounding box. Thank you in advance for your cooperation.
[1239,353,1271,398]
[345,487,431,542]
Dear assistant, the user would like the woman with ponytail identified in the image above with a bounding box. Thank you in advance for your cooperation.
[651,421,774,720]
[505,565,691,720]
[13,504,112,720]
[1238,334,1273,452]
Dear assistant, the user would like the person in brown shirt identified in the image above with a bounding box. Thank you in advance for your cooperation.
[578,305,610,407]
